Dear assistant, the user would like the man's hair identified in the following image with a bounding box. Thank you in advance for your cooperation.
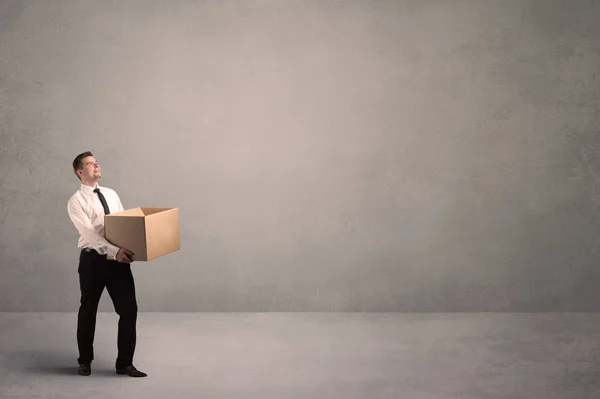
[72,151,94,181]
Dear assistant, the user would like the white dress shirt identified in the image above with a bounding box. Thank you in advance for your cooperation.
[67,183,125,259]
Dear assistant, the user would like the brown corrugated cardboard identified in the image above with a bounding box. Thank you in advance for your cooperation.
[104,207,180,261]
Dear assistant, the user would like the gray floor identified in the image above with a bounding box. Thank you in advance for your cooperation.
[1,313,600,398]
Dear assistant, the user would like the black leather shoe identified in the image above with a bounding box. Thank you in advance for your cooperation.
[78,363,91,376]
[116,365,147,377]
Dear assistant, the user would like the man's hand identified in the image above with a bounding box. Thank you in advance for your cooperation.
[116,248,133,263]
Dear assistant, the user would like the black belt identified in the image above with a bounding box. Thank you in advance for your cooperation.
[82,247,99,254]
[81,248,114,262]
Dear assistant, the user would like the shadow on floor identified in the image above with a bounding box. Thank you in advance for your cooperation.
[5,350,114,376]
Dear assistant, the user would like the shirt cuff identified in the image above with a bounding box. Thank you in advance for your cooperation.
[106,243,120,259]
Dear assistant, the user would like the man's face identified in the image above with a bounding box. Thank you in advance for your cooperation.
[79,156,101,181]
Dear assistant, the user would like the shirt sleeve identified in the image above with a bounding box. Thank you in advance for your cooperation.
[117,194,125,213]
[67,196,120,259]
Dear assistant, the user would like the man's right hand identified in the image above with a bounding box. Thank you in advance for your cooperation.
[116,248,133,263]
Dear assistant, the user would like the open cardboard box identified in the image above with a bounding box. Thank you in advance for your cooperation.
[104,207,180,261]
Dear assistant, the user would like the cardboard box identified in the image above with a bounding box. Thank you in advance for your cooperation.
[104,207,180,261]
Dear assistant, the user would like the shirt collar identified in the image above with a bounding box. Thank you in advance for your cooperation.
[80,183,102,193]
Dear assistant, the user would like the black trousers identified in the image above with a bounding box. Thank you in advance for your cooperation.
[76,249,138,369]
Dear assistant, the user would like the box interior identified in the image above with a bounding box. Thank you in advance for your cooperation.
[140,207,173,216]
[114,207,145,217]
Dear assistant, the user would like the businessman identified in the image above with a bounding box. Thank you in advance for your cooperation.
[67,151,146,377]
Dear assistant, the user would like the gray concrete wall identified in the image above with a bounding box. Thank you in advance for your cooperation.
[1,0,599,312]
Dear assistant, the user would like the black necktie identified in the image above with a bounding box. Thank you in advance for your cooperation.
[93,188,111,215]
